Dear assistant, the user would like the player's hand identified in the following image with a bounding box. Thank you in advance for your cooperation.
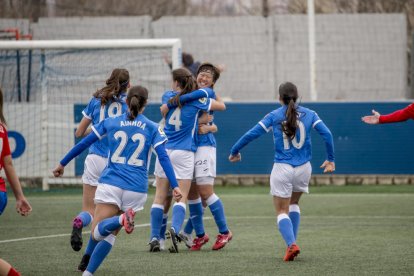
[361,109,380,124]
[160,104,169,118]
[16,197,32,216]
[198,124,210,134]
[229,153,241,162]
[53,164,65,177]
[172,187,183,202]
[320,160,335,173]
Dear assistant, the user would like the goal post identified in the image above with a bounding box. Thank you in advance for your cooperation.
[0,39,182,190]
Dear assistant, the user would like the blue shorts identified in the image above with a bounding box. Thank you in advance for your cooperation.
[0,191,7,215]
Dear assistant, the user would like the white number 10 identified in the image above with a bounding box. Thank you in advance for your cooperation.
[282,121,306,150]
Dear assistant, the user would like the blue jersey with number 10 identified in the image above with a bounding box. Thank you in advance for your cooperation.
[259,105,323,166]
[91,113,167,193]
[82,93,128,157]
[162,90,211,152]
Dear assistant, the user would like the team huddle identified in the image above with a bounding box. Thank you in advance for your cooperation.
[50,63,336,275]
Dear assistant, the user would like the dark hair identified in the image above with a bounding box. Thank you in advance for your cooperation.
[196,62,220,87]
[279,82,299,139]
[93,68,130,106]
[0,87,6,125]
[169,68,197,107]
[127,86,148,120]
[182,52,194,67]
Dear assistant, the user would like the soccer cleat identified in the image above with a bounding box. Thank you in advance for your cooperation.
[166,228,179,253]
[122,208,135,234]
[212,231,233,251]
[178,231,193,248]
[283,243,301,261]
[70,217,83,251]
[77,254,90,272]
[190,234,210,251]
[148,238,161,252]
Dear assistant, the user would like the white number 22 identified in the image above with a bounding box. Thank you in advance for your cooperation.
[282,121,306,150]
[111,131,146,166]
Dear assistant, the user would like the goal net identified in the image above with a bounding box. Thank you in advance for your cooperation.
[0,39,181,190]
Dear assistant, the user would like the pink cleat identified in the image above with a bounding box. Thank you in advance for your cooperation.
[122,208,135,234]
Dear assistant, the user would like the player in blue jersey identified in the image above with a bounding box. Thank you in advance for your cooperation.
[163,63,232,251]
[229,82,335,262]
[150,68,226,253]
[70,68,130,253]
[53,86,182,275]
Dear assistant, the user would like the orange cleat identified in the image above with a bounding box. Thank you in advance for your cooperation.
[283,243,300,261]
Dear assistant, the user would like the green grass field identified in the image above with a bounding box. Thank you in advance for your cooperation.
[1,186,414,275]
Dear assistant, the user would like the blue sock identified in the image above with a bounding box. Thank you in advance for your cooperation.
[85,234,115,274]
[84,234,98,256]
[171,202,186,233]
[160,214,168,239]
[150,204,164,240]
[94,216,121,240]
[207,194,229,234]
[289,204,301,240]
[277,214,295,246]
[77,211,93,227]
[183,216,194,235]
[189,198,205,237]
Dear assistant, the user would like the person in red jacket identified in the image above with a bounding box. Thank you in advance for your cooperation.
[361,103,414,124]
[0,87,32,276]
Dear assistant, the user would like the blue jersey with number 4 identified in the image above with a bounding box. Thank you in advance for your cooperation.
[82,93,127,157]
[91,113,167,193]
[162,90,211,152]
[259,105,322,166]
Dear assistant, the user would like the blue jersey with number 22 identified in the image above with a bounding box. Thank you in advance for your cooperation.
[91,113,167,193]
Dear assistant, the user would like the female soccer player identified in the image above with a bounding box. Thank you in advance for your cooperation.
[53,86,182,275]
[164,63,232,251]
[361,103,414,124]
[149,68,225,253]
[0,87,32,276]
[229,82,335,261]
[70,68,130,252]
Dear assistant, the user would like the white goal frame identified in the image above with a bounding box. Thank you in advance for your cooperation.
[0,39,182,190]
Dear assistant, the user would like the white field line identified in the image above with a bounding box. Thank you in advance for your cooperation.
[1,215,413,244]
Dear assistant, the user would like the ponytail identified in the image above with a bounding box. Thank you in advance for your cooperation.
[127,86,148,120]
[169,68,196,107]
[278,82,299,139]
[283,99,298,139]
[94,68,130,106]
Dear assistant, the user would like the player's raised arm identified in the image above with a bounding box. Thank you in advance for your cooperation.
[53,129,101,177]
[229,122,268,162]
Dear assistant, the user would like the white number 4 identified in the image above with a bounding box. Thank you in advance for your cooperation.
[168,108,182,131]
